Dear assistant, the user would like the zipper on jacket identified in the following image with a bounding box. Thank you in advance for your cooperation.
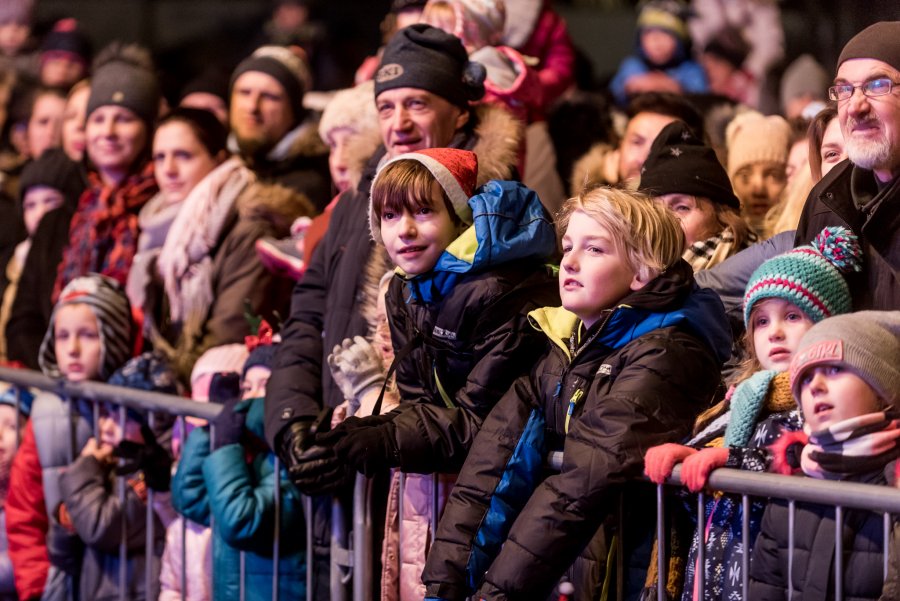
[564,388,584,434]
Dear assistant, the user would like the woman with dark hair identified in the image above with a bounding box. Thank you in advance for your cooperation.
[133,107,313,388]
[807,105,845,183]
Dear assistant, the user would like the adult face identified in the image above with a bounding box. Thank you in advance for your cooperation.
[656,194,719,247]
[835,58,900,183]
[152,120,220,205]
[27,93,66,159]
[62,84,90,162]
[376,87,468,158]
[326,127,355,194]
[819,117,846,180]
[230,71,295,156]
[86,104,148,186]
[618,112,677,184]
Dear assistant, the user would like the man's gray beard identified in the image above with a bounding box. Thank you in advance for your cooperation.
[845,131,893,171]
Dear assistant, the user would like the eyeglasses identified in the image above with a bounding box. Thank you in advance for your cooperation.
[828,77,900,101]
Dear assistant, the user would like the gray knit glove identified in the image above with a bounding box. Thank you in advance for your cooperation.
[327,336,386,401]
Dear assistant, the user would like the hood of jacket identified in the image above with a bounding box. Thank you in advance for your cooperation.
[403,180,556,302]
[466,102,523,186]
[528,260,732,364]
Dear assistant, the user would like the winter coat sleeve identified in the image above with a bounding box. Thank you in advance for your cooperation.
[171,427,211,527]
[748,502,788,601]
[422,375,539,601]
[5,421,50,600]
[202,444,304,552]
[390,297,550,474]
[58,455,149,552]
[477,329,719,599]
[519,7,576,108]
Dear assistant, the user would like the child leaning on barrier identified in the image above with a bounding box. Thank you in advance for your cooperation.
[749,311,900,601]
[421,187,732,601]
[642,226,861,601]
[7,274,135,601]
[57,352,176,601]
[172,326,307,601]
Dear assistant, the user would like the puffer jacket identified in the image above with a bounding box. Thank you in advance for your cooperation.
[422,260,732,601]
[58,454,164,601]
[386,180,559,474]
[794,159,900,311]
[749,462,897,601]
[172,397,306,601]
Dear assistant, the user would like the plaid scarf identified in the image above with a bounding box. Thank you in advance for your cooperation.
[54,163,158,302]
[682,227,757,272]
[802,410,900,479]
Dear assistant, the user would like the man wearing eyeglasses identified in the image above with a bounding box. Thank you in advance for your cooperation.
[794,21,900,310]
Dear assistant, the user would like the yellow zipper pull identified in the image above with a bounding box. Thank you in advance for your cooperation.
[564,388,584,434]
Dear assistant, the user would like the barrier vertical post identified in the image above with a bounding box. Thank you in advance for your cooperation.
[835,505,843,601]
[146,411,156,601]
[656,485,665,601]
[304,496,313,601]
[273,456,282,601]
[788,500,795,601]
[741,495,750,599]
[118,404,127,601]
[696,492,705,597]
[180,415,188,601]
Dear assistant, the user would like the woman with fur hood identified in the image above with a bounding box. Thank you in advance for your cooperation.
[130,108,314,389]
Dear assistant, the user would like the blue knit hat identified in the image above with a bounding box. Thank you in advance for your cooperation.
[743,227,862,328]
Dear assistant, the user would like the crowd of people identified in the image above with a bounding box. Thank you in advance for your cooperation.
[0,0,900,599]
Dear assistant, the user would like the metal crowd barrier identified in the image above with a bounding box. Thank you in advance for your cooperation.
[6,361,899,601]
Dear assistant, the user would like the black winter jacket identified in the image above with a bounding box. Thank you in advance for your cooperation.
[749,463,896,601]
[795,159,900,310]
[423,261,732,601]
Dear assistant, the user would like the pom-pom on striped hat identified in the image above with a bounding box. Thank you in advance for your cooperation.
[743,226,862,328]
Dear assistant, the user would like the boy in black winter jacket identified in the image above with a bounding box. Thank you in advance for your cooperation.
[750,311,900,601]
[291,148,560,490]
[422,186,732,601]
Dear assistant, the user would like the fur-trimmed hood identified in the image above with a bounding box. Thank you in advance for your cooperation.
[467,102,523,186]
[236,181,315,237]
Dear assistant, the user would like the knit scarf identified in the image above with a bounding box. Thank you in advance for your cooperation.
[802,410,900,479]
[53,163,158,302]
[682,227,756,273]
[723,370,794,447]
[156,157,254,335]
[125,191,182,312]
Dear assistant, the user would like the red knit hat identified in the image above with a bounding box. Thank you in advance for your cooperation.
[369,148,479,243]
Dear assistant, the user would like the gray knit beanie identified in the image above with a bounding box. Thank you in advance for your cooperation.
[790,311,900,405]
[87,43,160,126]
[837,21,900,72]
[230,46,310,126]
[39,274,135,381]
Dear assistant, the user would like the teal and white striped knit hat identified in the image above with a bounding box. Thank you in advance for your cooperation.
[743,226,862,327]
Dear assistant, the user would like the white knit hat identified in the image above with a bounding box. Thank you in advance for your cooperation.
[190,343,250,388]
[725,111,792,179]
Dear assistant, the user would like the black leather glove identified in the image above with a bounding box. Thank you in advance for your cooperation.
[278,413,353,495]
[114,425,173,492]
[330,421,401,477]
[211,398,245,450]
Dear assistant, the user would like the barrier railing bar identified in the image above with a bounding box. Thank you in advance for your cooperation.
[835,504,843,601]
[741,494,750,599]
[696,491,705,597]
[656,484,665,601]
[273,456,281,601]
[118,404,127,601]
[0,367,221,421]
[788,500,795,601]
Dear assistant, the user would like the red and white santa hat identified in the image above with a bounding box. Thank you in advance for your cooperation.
[369,147,479,243]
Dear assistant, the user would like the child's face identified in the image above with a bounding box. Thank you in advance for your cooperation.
[560,210,642,328]
[0,405,18,464]
[732,161,787,220]
[0,21,30,56]
[27,93,66,159]
[97,403,144,448]
[657,194,718,247]
[381,182,461,277]
[54,303,102,382]
[641,29,678,66]
[22,186,64,236]
[62,85,90,162]
[799,365,883,432]
[40,53,87,89]
[242,365,271,400]
[750,298,813,371]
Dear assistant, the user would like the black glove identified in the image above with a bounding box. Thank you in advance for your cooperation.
[114,425,173,492]
[211,398,245,450]
[330,421,401,477]
[313,408,405,448]
[278,414,352,495]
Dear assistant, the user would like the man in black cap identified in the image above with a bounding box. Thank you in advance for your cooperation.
[229,45,331,210]
[263,23,521,597]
